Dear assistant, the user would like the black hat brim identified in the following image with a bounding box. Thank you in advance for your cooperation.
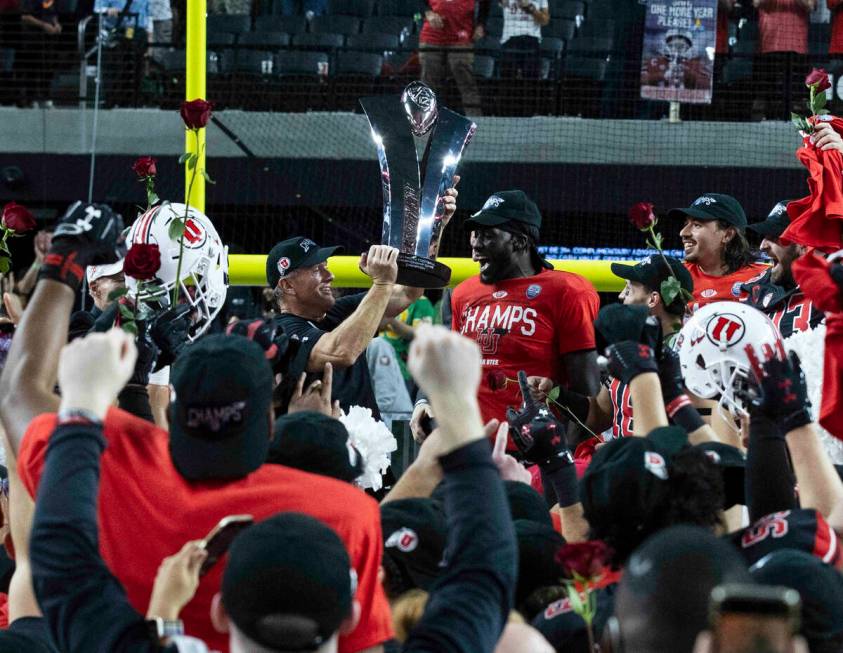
[300,245,343,268]
[610,262,645,283]
[464,213,512,229]
[747,221,786,238]
[667,207,718,222]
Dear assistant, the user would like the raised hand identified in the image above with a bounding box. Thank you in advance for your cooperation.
[288,363,339,417]
[359,244,399,285]
[605,340,658,385]
[744,341,812,434]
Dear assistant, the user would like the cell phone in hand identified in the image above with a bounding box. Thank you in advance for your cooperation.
[199,514,254,577]
[709,583,800,653]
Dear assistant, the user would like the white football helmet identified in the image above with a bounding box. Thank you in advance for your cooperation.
[676,301,783,419]
[125,202,228,340]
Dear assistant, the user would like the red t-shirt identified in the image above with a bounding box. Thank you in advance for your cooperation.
[684,261,768,311]
[831,0,843,53]
[758,0,810,53]
[716,8,729,54]
[451,269,600,427]
[420,0,476,45]
[18,409,393,653]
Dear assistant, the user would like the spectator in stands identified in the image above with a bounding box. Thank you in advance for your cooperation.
[419,0,490,116]
[830,0,843,53]
[19,0,61,107]
[146,0,172,64]
[208,0,250,15]
[279,0,325,18]
[96,0,149,38]
[669,193,767,310]
[752,0,815,119]
[499,0,549,79]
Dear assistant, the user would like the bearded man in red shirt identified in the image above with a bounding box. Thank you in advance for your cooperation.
[419,0,490,116]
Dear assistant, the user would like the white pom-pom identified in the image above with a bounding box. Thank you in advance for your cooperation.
[784,323,843,464]
[340,405,398,491]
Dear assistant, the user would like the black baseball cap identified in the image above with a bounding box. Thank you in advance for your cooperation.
[611,255,694,299]
[580,426,688,534]
[223,512,355,650]
[268,411,363,484]
[748,200,792,239]
[593,303,652,353]
[668,193,748,230]
[381,498,447,596]
[465,190,542,230]
[695,441,746,509]
[266,237,343,289]
[515,519,566,608]
[505,480,553,528]
[169,334,273,481]
[751,549,843,642]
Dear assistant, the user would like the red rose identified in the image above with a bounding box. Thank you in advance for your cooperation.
[1,202,36,234]
[123,243,161,281]
[132,156,157,178]
[629,202,657,231]
[180,99,213,130]
[487,370,509,391]
[555,540,612,581]
[806,68,831,93]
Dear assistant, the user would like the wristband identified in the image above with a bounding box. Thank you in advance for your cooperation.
[414,398,429,407]
[666,396,705,434]
[39,251,86,291]
[147,618,184,642]
[57,408,104,426]
[544,460,578,507]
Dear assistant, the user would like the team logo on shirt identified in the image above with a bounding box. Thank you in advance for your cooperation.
[386,527,419,553]
[644,452,668,480]
[731,282,744,297]
[277,257,291,276]
[526,284,542,299]
[492,290,508,299]
[701,288,716,298]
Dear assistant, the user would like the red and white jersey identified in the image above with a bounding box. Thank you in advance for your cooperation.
[685,262,768,312]
[451,268,599,426]
[769,291,825,339]
[607,377,634,438]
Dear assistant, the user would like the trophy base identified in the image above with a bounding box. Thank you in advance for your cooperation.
[395,253,452,288]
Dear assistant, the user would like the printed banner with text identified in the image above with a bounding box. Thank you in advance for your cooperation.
[640,0,717,104]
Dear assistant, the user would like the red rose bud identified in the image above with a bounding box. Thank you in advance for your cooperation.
[123,243,161,281]
[1,202,37,234]
[555,540,612,580]
[487,370,509,391]
[806,68,831,93]
[628,202,656,231]
[132,156,157,178]
[180,99,213,130]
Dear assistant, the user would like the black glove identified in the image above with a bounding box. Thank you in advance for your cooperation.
[746,342,812,434]
[225,319,293,375]
[506,371,573,471]
[129,321,159,386]
[658,347,685,405]
[38,202,125,290]
[605,340,658,385]
[149,305,192,371]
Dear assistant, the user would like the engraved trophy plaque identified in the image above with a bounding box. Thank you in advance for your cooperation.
[360,82,476,288]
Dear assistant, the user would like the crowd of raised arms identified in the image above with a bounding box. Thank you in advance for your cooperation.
[1,118,843,653]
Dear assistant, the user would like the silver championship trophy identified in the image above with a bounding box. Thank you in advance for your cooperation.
[360,82,476,288]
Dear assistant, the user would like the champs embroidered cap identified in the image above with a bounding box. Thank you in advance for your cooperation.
[169,333,273,481]
[223,513,355,651]
[266,236,344,289]
[668,193,748,230]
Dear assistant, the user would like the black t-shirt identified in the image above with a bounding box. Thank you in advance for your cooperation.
[277,293,381,419]
[20,0,57,21]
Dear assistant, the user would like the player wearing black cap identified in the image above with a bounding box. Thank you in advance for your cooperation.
[669,193,767,311]
[413,190,601,448]
[743,200,824,338]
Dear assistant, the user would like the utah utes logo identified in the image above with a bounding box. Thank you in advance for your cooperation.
[705,314,745,347]
[181,217,207,249]
[385,528,419,553]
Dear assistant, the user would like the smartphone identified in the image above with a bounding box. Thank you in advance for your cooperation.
[199,515,254,576]
[710,583,801,653]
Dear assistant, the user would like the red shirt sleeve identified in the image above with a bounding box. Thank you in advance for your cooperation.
[16,413,57,499]
[556,276,600,356]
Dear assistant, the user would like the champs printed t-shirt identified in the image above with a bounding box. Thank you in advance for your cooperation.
[684,261,768,311]
[278,293,381,418]
[451,268,600,426]
[18,408,393,653]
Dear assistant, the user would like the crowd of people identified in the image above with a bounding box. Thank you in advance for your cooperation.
[0,110,842,653]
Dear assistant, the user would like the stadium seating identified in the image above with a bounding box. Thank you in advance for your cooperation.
[207,14,252,36]
[362,16,415,39]
[377,0,422,17]
[292,33,346,49]
[238,31,291,48]
[346,33,402,52]
[542,19,575,42]
[310,15,362,36]
[254,15,307,34]
[327,0,375,17]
